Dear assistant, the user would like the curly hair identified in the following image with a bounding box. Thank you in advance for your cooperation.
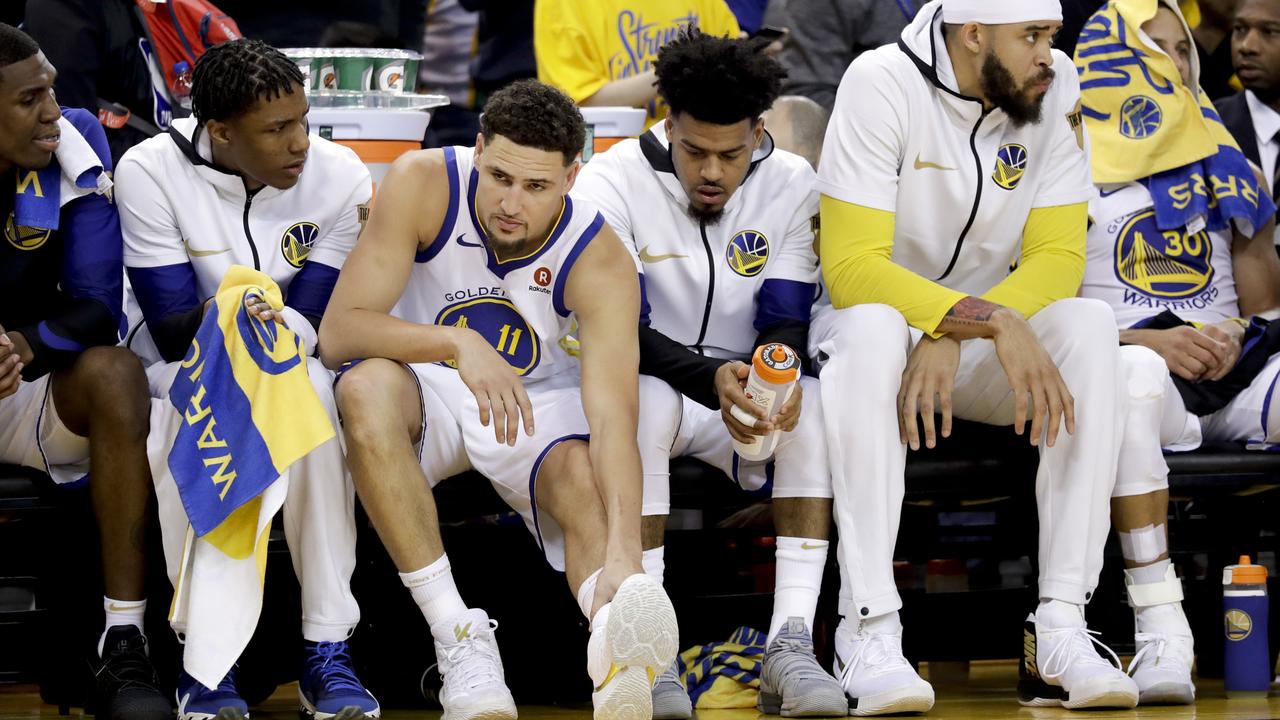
[0,24,39,83]
[655,28,786,125]
[192,39,305,123]
[479,79,585,165]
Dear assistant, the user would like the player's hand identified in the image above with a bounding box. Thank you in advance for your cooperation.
[991,310,1075,447]
[1200,320,1244,381]
[1127,326,1229,382]
[455,330,534,446]
[898,334,960,450]
[244,294,282,324]
[0,333,22,400]
[716,361,771,444]
[772,381,802,433]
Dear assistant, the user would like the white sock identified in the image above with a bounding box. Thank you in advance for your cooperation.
[400,555,468,628]
[767,536,827,643]
[642,547,666,584]
[576,567,604,623]
[99,597,146,657]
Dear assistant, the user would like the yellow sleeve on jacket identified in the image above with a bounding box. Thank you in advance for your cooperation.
[534,0,609,103]
[701,0,742,37]
[820,195,966,336]
[981,203,1088,319]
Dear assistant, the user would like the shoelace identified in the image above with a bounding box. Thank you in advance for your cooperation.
[306,642,367,695]
[769,635,829,680]
[1129,632,1192,675]
[442,620,504,689]
[1038,626,1123,681]
[840,631,911,683]
[96,634,161,693]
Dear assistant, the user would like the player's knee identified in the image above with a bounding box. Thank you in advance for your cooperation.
[638,375,681,450]
[335,359,407,442]
[831,304,908,351]
[1037,298,1120,349]
[76,347,149,425]
[539,441,603,523]
[1119,345,1168,403]
[820,304,909,387]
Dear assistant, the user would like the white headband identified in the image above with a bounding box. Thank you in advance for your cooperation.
[942,0,1063,24]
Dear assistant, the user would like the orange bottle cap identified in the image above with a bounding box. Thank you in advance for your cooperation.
[1228,556,1269,584]
[753,343,800,384]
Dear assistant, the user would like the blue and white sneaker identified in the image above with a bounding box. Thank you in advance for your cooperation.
[299,641,381,719]
[176,664,249,720]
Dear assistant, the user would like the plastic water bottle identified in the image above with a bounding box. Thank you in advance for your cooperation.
[729,343,800,461]
[171,61,194,112]
[1224,555,1270,696]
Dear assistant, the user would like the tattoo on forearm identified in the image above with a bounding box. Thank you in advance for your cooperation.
[942,296,1001,328]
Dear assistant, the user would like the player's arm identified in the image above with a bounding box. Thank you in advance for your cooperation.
[564,221,645,575]
[1231,167,1280,318]
[9,111,122,379]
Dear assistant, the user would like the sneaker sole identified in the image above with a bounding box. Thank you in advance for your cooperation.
[1018,688,1139,710]
[179,709,249,720]
[758,688,850,717]
[594,665,655,720]
[299,690,380,720]
[607,575,679,672]
[441,700,520,720]
[848,686,935,717]
[1138,682,1195,706]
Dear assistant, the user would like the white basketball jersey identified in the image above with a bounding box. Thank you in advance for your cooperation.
[1082,182,1238,327]
[392,146,606,382]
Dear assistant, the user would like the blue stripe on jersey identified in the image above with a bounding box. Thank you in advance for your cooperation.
[417,146,461,263]
[639,273,653,325]
[552,212,606,317]
[285,261,341,321]
[38,321,86,352]
[754,279,817,331]
[129,263,201,328]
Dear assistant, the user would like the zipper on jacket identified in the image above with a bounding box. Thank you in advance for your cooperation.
[242,187,262,270]
[693,220,716,354]
[936,112,988,281]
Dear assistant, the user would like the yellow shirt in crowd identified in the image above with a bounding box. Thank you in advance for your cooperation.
[534,0,741,126]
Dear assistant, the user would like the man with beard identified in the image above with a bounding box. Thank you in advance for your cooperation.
[1217,0,1280,206]
[810,0,1141,710]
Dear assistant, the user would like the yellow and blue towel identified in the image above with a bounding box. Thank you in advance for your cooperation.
[677,627,766,709]
[1076,0,1275,236]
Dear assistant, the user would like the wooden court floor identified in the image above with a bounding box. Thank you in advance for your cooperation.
[0,662,1276,719]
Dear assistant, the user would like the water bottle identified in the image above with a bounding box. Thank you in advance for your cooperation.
[1224,555,1270,696]
[729,343,800,461]
[171,61,194,112]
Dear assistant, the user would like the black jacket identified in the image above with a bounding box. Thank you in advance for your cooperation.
[24,0,159,167]
[1216,91,1279,208]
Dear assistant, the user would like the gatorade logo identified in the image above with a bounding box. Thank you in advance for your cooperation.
[320,62,337,89]
[1225,609,1253,641]
[378,64,405,91]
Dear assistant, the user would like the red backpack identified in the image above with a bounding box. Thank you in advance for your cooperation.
[133,0,242,91]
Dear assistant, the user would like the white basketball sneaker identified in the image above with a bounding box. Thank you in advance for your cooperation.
[587,575,679,720]
[1018,601,1138,709]
[431,609,518,720]
[832,614,934,716]
[1126,566,1195,705]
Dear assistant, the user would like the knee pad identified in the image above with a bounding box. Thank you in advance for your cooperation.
[1114,347,1171,498]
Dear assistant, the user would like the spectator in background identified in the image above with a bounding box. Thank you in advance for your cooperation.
[775,0,915,111]
[1218,0,1280,205]
[1195,0,1242,99]
[763,95,828,169]
[466,0,537,112]
[23,0,171,166]
[725,0,769,34]
[419,0,481,148]
[534,0,740,126]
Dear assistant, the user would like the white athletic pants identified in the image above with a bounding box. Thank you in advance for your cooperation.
[148,356,360,642]
[811,299,1121,619]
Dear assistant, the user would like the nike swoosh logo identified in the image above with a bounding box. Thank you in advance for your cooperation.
[801,542,827,550]
[913,153,955,172]
[182,239,229,257]
[638,246,688,263]
[1099,188,1123,197]
[456,233,483,248]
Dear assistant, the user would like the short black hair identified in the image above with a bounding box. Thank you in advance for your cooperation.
[192,38,305,123]
[479,79,585,166]
[654,28,785,125]
[0,23,40,81]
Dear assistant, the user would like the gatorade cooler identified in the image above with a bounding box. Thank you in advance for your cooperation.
[580,107,646,161]
[307,108,439,188]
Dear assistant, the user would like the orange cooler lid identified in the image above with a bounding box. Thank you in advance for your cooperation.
[1225,556,1269,584]
[753,343,800,384]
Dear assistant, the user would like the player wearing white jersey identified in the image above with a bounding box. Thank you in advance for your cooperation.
[573,30,847,720]
[116,40,379,720]
[1077,2,1280,704]
[320,80,678,720]
[814,0,1142,711]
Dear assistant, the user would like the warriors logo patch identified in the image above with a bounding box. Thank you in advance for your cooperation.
[1114,210,1214,299]
[726,230,770,277]
[992,144,1028,191]
[5,213,50,251]
[1120,96,1163,139]
[282,222,320,268]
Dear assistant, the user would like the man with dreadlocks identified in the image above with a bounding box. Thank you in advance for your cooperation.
[573,30,848,719]
[115,38,379,720]
[0,23,168,720]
